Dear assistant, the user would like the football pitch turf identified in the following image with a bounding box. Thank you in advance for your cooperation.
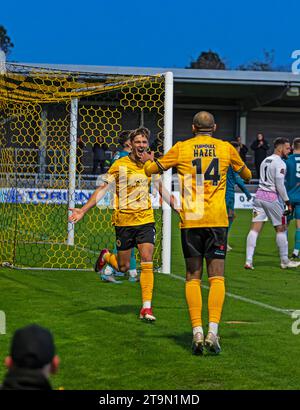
[0,209,300,390]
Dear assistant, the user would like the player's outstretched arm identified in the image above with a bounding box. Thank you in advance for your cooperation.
[141,143,180,177]
[140,151,161,177]
[239,165,252,182]
[68,207,85,223]
[234,172,252,200]
[154,177,180,213]
[68,183,109,223]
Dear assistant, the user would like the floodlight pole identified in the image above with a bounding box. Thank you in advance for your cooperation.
[162,71,173,274]
[67,98,78,246]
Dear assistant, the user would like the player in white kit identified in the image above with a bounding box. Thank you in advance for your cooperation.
[245,137,300,270]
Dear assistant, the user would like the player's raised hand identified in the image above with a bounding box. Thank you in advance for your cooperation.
[170,194,180,215]
[140,150,154,164]
[68,208,85,223]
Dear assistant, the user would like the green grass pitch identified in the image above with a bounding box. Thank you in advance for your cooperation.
[0,205,163,269]
[0,210,300,390]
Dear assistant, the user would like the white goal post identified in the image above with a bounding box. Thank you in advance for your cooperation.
[66,70,174,273]
[162,71,174,274]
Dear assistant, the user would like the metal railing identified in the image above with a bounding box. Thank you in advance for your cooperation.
[0,171,259,191]
[0,172,102,189]
[0,147,113,174]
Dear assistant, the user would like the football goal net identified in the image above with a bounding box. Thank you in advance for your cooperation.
[0,58,173,273]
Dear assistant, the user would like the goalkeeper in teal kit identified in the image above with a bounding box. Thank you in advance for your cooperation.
[226,142,252,250]
[99,130,138,283]
[285,138,300,259]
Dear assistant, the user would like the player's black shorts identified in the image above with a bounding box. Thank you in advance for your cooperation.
[181,227,228,259]
[115,223,156,251]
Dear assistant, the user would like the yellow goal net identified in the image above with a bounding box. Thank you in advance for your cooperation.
[0,62,171,271]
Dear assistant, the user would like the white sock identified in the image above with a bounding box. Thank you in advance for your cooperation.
[208,322,219,336]
[129,269,137,277]
[192,326,204,336]
[246,230,258,263]
[276,232,289,264]
[293,249,299,256]
[143,301,151,309]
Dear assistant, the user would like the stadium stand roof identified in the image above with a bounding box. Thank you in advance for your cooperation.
[14,63,300,110]
[14,63,300,85]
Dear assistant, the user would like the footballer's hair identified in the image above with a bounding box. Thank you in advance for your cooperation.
[293,137,300,150]
[192,111,215,133]
[130,127,151,142]
[273,137,290,148]
[118,130,132,147]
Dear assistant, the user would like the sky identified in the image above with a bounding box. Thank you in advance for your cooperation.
[1,0,300,71]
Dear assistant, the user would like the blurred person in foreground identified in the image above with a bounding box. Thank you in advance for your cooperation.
[1,324,59,390]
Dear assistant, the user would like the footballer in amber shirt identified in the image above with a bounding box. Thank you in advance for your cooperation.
[102,155,155,227]
[144,134,251,229]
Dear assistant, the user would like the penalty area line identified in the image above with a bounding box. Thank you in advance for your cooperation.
[169,273,293,317]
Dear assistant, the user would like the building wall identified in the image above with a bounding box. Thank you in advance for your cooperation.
[247,111,300,147]
[173,108,237,143]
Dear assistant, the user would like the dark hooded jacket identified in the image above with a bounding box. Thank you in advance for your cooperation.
[1,368,52,390]
[250,139,269,164]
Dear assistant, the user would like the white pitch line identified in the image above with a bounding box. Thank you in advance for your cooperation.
[169,273,293,317]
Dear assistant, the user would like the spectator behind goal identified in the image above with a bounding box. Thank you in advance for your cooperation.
[250,133,270,179]
[1,324,59,390]
[236,136,248,163]
[92,136,108,174]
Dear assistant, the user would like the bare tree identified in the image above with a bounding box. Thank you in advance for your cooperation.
[237,49,276,71]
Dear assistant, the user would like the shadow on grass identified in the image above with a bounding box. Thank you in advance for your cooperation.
[166,332,192,353]
[251,261,279,268]
[69,304,137,316]
[166,330,250,353]
[100,305,138,315]
[227,249,278,259]
[0,272,57,294]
